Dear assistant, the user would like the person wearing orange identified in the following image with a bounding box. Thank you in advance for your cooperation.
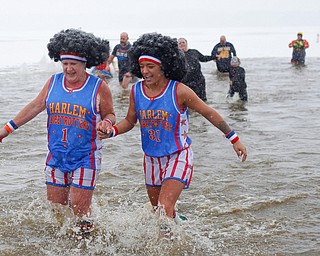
[289,32,309,65]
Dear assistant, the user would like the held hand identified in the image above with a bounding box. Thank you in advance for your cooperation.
[96,120,113,140]
[233,140,247,162]
[97,128,114,139]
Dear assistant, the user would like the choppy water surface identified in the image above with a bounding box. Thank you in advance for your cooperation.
[0,57,319,255]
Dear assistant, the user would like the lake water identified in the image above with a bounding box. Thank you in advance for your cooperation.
[0,28,320,255]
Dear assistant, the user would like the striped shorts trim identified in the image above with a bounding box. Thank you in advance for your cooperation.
[144,147,194,189]
[44,166,100,191]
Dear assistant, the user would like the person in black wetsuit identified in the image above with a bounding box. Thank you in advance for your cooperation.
[227,56,248,101]
[211,35,236,73]
[178,38,214,101]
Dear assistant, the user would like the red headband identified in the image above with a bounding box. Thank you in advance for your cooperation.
[138,55,161,66]
[60,52,87,62]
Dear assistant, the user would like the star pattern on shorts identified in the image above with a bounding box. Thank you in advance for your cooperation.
[181,130,188,139]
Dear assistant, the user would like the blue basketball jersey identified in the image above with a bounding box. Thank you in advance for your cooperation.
[45,73,103,172]
[133,80,192,157]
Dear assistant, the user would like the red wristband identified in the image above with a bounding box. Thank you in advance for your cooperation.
[113,126,119,136]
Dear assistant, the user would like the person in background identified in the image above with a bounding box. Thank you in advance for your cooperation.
[211,35,237,73]
[107,32,133,89]
[99,32,247,237]
[0,29,116,233]
[91,60,113,82]
[227,56,248,101]
[178,37,214,101]
[288,32,309,65]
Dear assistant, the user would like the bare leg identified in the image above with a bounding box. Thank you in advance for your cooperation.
[47,184,69,205]
[121,72,132,89]
[69,186,94,218]
[146,186,161,208]
[158,179,185,218]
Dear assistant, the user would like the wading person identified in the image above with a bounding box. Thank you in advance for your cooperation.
[227,56,248,101]
[0,28,115,233]
[107,32,133,89]
[288,32,309,65]
[178,37,214,101]
[99,32,247,238]
[211,35,237,73]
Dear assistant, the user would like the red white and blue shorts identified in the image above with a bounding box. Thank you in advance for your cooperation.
[144,147,194,188]
[44,166,100,190]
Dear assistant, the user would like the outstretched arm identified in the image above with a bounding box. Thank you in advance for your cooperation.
[0,80,49,142]
[178,83,247,161]
[195,49,214,62]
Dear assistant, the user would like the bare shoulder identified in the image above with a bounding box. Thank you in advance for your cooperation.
[99,80,112,94]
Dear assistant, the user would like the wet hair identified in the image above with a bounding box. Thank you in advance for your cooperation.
[129,32,186,81]
[47,28,110,69]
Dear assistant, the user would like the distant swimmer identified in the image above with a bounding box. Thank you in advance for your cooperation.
[289,32,309,65]
[211,35,236,73]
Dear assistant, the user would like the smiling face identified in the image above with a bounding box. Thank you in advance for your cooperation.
[61,60,87,85]
[139,60,164,87]
[178,38,188,52]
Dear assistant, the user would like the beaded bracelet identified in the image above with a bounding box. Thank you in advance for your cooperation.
[4,120,18,133]
[225,130,239,144]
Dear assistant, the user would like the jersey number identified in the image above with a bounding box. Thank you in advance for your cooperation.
[61,128,68,142]
[148,129,161,142]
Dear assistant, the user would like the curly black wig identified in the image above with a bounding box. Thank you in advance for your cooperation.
[47,28,110,69]
[129,33,186,81]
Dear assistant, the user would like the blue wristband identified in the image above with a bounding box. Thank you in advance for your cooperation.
[7,120,18,131]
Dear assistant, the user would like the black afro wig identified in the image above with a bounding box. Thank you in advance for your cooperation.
[129,32,186,81]
[47,28,110,69]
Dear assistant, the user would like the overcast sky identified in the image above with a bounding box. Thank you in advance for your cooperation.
[0,0,319,66]
[1,0,319,34]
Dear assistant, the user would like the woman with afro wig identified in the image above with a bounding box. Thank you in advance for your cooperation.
[99,32,247,237]
[0,29,116,234]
